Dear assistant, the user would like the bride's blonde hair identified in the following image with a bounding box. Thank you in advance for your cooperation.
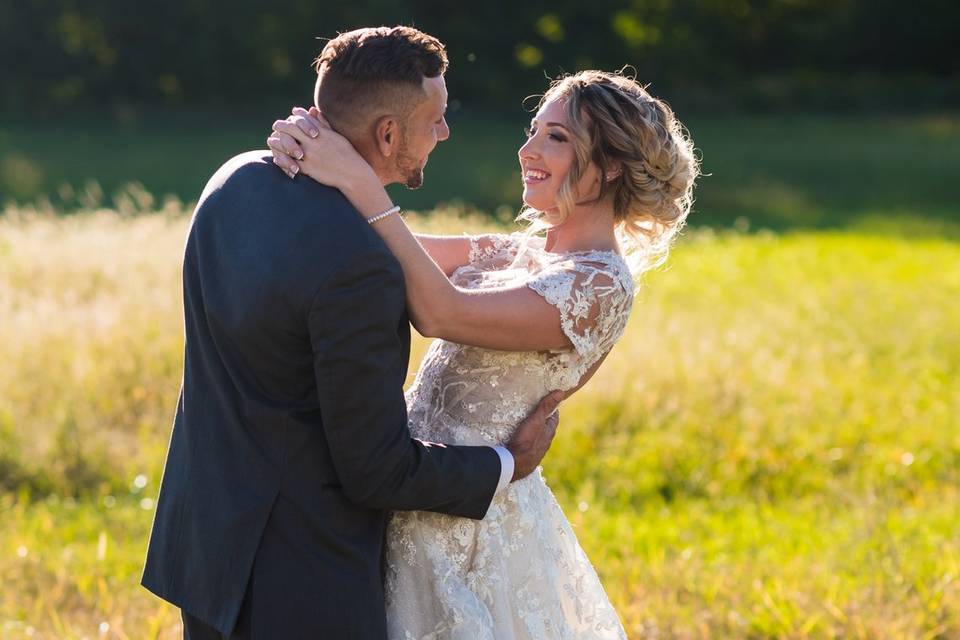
[519,69,700,279]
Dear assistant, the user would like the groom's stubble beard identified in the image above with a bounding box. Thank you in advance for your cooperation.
[395,127,425,190]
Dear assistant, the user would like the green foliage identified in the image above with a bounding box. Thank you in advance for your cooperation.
[2,1,958,115]
[2,113,959,231]
[0,411,29,493]
[1,208,958,637]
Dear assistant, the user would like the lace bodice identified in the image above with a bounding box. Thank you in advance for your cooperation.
[405,232,634,446]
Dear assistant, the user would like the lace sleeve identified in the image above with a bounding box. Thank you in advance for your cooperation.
[466,233,524,269]
[526,258,634,364]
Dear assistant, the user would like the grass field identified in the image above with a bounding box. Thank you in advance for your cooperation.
[2,112,959,231]
[1,203,958,638]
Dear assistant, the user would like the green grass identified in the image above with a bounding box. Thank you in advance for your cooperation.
[1,207,958,638]
[2,112,959,230]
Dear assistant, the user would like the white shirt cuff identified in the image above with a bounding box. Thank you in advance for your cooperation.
[491,445,514,494]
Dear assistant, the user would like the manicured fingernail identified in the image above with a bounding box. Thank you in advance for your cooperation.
[296,151,304,160]
[310,129,319,137]
[291,164,299,174]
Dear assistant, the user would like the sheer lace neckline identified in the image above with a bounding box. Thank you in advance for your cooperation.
[541,247,621,259]
[522,240,633,288]
[522,236,623,260]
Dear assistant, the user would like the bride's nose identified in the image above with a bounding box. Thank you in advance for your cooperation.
[518,137,538,161]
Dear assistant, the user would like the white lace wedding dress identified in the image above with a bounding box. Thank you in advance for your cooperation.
[385,232,634,639]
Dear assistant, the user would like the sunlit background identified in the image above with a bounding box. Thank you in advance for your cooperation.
[1,2,958,638]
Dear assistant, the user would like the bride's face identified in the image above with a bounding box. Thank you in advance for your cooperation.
[518,98,601,223]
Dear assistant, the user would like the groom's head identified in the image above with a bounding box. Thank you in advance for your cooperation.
[314,26,450,188]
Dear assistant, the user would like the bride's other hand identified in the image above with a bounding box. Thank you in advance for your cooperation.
[267,107,378,189]
[266,106,315,178]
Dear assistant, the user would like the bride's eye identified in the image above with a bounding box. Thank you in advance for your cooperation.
[524,126,536,138]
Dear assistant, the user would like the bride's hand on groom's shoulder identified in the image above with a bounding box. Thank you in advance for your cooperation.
[266,106,317,178]
[266,106,375,189]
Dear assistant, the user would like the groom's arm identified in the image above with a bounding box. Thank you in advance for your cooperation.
[309,249,502,519]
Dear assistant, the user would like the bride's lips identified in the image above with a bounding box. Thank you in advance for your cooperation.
[522,168,551,185]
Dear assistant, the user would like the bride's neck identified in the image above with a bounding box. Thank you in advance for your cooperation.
[543,201,618,254]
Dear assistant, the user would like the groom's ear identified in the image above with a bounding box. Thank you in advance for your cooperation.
[374,115,400,159]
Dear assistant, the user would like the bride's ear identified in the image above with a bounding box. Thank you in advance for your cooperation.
[374,115,399,159]
[604,160,622,182]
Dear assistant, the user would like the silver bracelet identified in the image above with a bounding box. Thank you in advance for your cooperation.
[367,205,401,225]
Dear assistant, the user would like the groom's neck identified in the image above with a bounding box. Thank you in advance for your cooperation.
[348,136,394,187]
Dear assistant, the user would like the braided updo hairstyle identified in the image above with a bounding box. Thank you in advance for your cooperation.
[521,70,699,278]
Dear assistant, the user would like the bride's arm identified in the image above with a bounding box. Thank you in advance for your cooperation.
[269,108,477,277]
[269,111,573,352]
[407,235,472,278]
[352,212,572,352]
[308,164,571,352]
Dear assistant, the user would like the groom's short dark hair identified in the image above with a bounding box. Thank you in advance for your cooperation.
[314,26,448,133]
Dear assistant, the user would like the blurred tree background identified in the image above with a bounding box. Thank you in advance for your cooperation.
[1,0,958,224]
[3,0,957,113]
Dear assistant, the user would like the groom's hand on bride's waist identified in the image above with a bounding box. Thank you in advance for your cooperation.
[506,391,563,481]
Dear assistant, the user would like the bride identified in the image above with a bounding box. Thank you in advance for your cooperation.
[268,69,698,639]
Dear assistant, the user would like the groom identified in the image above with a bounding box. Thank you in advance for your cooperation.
[142,26,562,639]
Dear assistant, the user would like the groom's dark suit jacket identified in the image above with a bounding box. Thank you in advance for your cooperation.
[142,151,501,638]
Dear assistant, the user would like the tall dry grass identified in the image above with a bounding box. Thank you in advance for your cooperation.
[1,204,959,638]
